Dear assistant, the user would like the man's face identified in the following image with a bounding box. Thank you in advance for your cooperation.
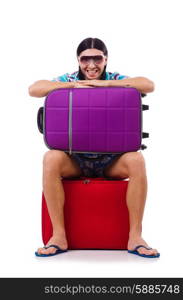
[77,48,107,80]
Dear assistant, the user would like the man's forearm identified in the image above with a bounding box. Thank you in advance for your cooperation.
[28,80,74,97]
[107,77,155,93]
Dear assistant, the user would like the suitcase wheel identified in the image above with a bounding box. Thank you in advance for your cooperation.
[141,144,147,150]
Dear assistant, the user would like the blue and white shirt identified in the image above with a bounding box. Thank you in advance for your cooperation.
[52,71,128,82]
[52,71,128,158]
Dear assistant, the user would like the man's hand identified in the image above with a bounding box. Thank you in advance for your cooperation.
[73,81,94,88]
[77,80,109,87]
[77,78,155,93]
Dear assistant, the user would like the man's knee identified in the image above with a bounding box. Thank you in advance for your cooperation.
[123,152,146,175]
[43,150,67,171]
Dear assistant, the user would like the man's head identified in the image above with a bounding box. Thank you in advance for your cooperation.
[77,38,108,80]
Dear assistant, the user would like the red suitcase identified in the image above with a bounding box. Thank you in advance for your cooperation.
[42,178,129,249]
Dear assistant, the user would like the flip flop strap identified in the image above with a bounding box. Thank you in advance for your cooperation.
[135,245,152,251]
[44,244,61,251]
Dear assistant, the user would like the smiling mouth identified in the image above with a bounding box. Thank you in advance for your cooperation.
[86,69,99,75]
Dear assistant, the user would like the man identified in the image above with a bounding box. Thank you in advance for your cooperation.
[29,37,159,258]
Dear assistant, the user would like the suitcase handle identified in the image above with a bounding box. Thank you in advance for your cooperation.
[37,107,44,134]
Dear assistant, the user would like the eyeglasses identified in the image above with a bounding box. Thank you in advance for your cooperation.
[79,55,105,65]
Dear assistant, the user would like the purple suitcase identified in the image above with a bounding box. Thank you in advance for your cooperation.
[37,87,149,154]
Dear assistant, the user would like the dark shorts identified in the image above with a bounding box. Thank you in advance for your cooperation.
[71,153,122,178]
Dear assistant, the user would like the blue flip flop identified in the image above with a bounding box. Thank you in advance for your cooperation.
[128,245,160,258]
[35,244,68,257]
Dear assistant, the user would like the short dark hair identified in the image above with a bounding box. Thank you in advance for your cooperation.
[77,37,108,80]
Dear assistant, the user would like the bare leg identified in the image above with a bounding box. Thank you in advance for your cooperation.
[37,150,82,255]
[104,151,159,256]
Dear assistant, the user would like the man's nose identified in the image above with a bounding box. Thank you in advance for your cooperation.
[87,59,96,67]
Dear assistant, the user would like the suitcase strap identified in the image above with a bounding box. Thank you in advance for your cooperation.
[69,90,73,155]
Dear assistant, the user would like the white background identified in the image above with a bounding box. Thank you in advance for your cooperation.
[0,0,183,277]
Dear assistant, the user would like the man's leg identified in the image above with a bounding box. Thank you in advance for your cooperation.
[37,150,82,255]
[104,151,159,256]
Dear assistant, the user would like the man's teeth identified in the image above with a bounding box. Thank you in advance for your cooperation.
[87,70,98,73]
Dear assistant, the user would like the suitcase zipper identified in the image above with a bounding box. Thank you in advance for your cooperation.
[83,179,91,184]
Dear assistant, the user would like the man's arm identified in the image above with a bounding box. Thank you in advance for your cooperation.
[28,80,75,97]
[78,77,155,93]
[107,77,155,93]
